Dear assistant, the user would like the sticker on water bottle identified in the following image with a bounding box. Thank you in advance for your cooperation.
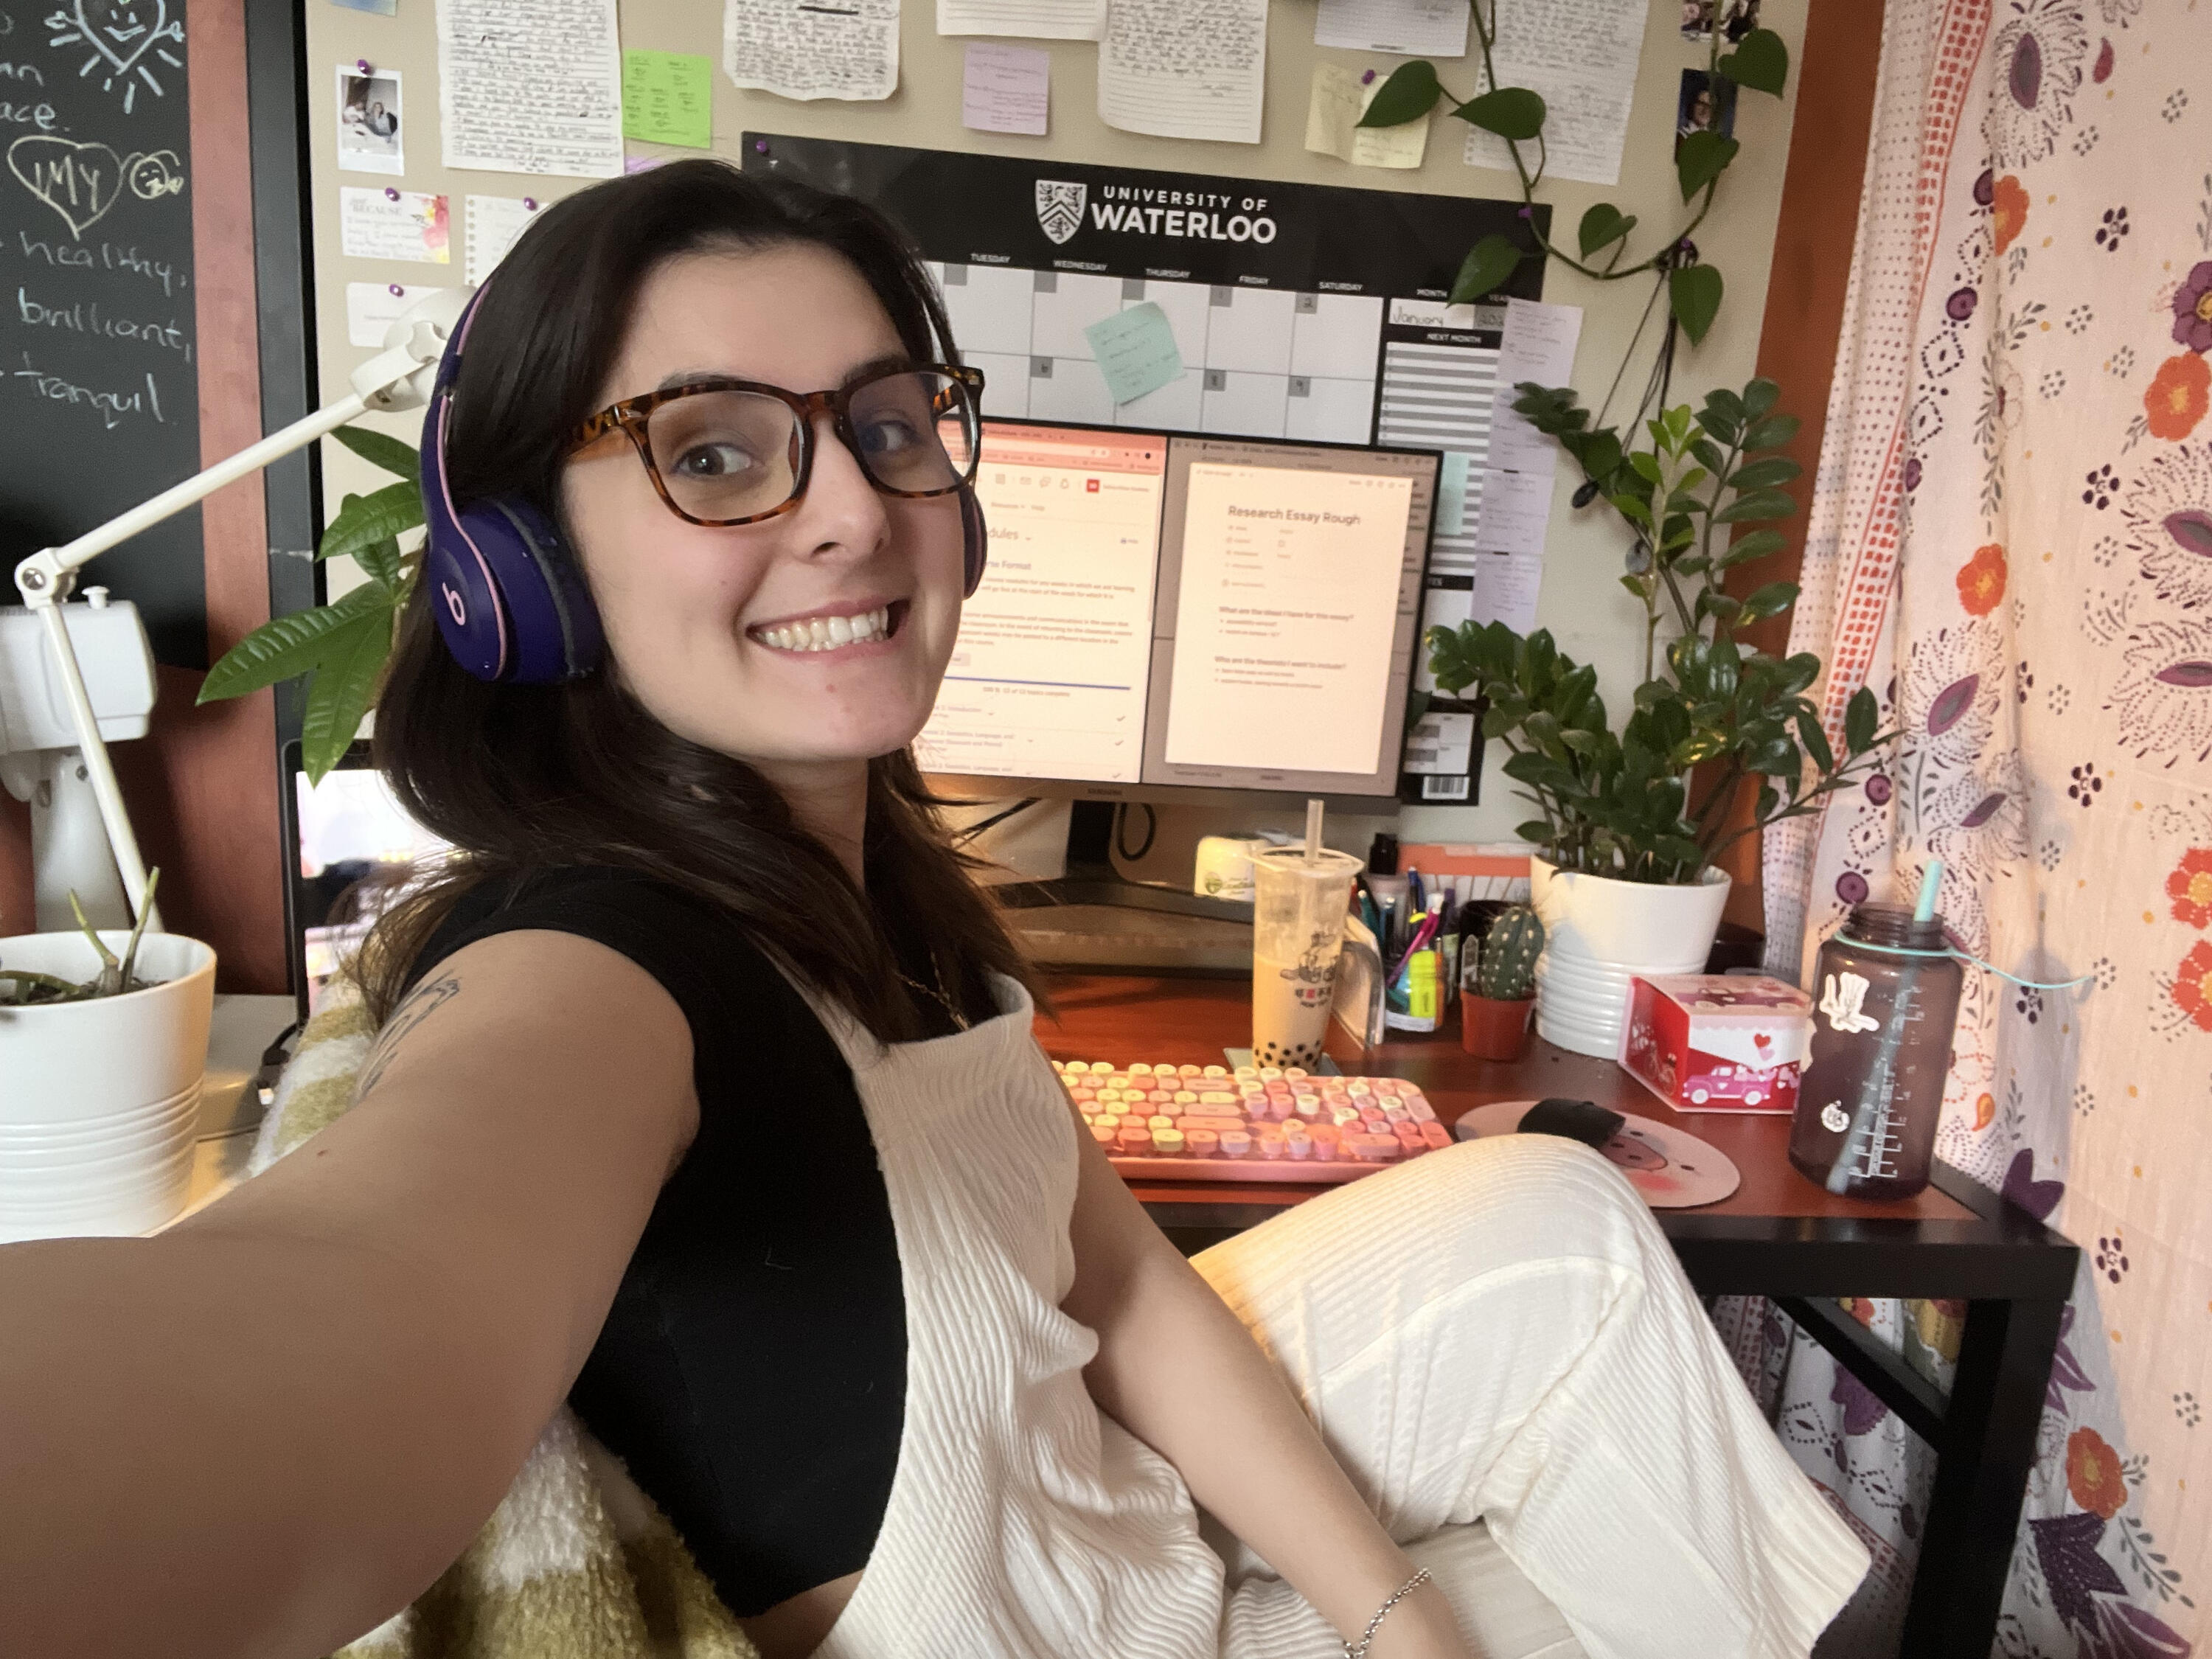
[1819,971,1882,1034]
[1820,1101,1850,1133]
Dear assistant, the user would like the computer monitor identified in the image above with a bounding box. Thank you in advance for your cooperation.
[916,421,1440,808]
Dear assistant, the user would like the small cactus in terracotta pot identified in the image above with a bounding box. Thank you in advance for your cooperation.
[1461,904,1542,1060]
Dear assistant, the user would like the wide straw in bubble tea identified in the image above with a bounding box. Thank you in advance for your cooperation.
[1305,798,1324,867]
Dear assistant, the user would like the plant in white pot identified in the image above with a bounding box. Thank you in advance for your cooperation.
[0,870,219,1242]
[1427,381,1892,1057]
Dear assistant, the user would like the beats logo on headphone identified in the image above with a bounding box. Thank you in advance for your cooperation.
[420,288,989,684]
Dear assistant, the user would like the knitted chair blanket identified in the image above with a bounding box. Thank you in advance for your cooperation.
[247,978,761,1659]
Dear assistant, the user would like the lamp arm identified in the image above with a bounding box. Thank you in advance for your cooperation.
[5,285,470,928]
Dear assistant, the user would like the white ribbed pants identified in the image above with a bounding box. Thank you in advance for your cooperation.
[1190,1134,1870,1659]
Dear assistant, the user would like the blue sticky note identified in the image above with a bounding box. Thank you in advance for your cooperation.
[1436,451,1472,536]
[1085,302,1183,406]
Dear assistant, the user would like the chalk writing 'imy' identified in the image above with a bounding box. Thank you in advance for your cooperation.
[11,353,164,429]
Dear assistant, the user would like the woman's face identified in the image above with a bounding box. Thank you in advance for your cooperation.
[560,244,967,787]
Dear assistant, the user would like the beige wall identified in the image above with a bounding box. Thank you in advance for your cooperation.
[305,0,1804,860]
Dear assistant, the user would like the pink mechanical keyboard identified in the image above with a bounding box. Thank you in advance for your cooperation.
[1051,1059,1454,1185]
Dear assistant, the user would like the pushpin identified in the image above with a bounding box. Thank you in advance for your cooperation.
[1362,68,1376,83]
[388,282,403,296]
[356,58,373,75]
[384,186,400,201]
[523,197,538,210]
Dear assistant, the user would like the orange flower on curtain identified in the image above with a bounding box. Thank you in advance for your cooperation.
[1956,543,2008,615]
[2168,848,2212,929]
[2145,352,2211,441]
[2173,939,2212,1033]
[2066,1428,2129,1520]
[1992,174,2029,253]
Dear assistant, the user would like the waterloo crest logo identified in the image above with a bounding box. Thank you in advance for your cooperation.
[1034,179,1087,246]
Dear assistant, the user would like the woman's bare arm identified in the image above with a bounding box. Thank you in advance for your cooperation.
[0,929,699,1659]
[1059,1099,1470,1659]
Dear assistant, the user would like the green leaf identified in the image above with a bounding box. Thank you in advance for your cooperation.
[1608,490,1655,529]
[1715,488,1798,524]
[1669,264,1724,345]
[301,605,397,785]
[1740,378,1781,419]
[1844,686,1879,754]
[1729,455,1803,490]
[1743,413,1801,450]
[1738,580,1799,622]
[1717,527,1789,566]
[1795,709,1834,774]
[1360,60,1444,127]
[1717,27,1790,96]
[1449,234,1523,305]
[1513,819,1555,846]
[1576,203,1636,258]
[1627,451,1664,485]
[327,423,421,484]
[320,481,425,566]
[1452,86,1547,140]
[195,581,396,704]
[1675,130,1740,201]
[352,535,406,594]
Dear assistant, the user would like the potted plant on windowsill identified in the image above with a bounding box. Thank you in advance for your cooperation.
[1427,380,1892,1058]
[1460,903,1543,1062]
[0,870,219,1242]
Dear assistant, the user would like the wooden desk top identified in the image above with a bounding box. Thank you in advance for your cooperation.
[1031,971,1979,1225]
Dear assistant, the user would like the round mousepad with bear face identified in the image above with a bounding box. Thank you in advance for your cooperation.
[1452,1101,1741,1208]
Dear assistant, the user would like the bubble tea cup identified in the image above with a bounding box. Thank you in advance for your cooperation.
[1249,845,1363,1069]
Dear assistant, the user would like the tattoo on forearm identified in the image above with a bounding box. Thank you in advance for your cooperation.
[357,974,462,1101]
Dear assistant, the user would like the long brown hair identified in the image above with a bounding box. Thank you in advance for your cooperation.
[355,160,1032,1040]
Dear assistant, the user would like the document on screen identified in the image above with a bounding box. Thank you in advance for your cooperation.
[1163,462,1413,775]
[914,428,1166,783]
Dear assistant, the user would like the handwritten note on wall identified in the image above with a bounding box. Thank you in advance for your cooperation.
[622,50,712,150]
[1461,0,1646,187]
[1098,0,1266,145]
[725,0,901,103]
[437,0,624,178]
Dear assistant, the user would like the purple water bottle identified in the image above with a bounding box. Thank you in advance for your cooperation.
[1787,864,1965,1201]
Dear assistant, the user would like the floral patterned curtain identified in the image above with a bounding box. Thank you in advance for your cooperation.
[1725,0,2209,1652]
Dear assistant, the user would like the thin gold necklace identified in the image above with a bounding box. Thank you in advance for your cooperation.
[897,964,972,1032]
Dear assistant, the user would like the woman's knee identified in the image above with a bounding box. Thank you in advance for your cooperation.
[1419,1132,1658,1270]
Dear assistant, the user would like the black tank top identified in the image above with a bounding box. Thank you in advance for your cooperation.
[403,866,915,1616]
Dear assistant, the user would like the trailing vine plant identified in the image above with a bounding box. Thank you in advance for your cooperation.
[1356,3,1792,342]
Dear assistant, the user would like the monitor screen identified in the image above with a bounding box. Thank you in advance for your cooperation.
[916,421,1439,805]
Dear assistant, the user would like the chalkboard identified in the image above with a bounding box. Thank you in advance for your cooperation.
[0,0,204,669]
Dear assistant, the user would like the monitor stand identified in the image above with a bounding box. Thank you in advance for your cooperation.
[991,803,1253,974]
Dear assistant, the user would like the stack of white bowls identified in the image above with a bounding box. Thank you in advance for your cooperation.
[1529,860,1731,1059]
[1,931,217,1242]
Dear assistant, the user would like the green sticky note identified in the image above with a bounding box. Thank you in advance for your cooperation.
[622,50,712,150]
[1084,302,1183,406]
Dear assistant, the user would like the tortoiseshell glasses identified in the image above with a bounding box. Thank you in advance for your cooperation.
[566,362,985,527]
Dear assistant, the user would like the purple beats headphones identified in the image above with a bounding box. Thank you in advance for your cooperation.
[420,287,990,685]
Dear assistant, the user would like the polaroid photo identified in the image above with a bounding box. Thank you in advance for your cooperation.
[1679,0,1761,44]
[1675,68,1738,156]
[337,66,405,177]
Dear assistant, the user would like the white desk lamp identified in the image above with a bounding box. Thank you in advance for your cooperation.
[4,287,471,936]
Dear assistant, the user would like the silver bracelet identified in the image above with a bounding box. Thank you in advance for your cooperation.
[1342,1566,1431,1659]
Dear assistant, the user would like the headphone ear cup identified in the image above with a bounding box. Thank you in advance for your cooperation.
[479,498,604,684]
[959,483,987,598]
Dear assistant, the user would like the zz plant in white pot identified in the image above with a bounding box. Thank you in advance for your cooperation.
[1426,380,1892,1057]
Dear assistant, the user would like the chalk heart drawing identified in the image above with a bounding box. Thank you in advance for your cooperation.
[7,135,183,238]
[45,1,185,113]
